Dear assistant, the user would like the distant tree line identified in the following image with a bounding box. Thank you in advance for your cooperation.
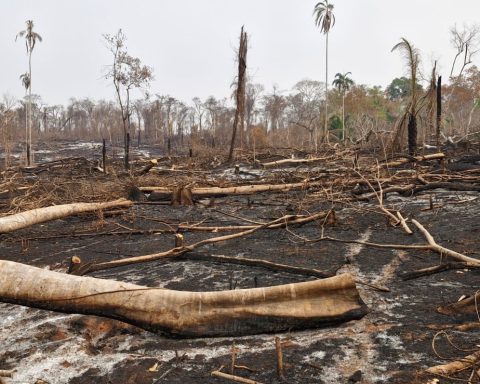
[2,17,480,167]
[2,66,480,160]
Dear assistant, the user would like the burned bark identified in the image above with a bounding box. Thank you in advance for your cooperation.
[407,113,417,156]
[228,26,248,162]
[0,260,368,337]
[436,76,442,147]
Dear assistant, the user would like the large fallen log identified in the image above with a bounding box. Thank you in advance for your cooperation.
[141,181,320,198]
[0,199,133,234]
[0,260,368,337]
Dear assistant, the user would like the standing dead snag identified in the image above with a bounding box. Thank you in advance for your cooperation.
[0,260,368,337]
[436,75,442,147]
[229,26,248,162]
[391,38,421,155]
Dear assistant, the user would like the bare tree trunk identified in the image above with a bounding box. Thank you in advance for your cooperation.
[124,90,131,170]
[342,92,346,142]
[125,132,130,169]
[408,113,417,156]
[229,26,248,162]
[324,31,329,144]
[102,138,106,173]
[24,93,28,165]
[27,52,32,166]
[436,76,442,147]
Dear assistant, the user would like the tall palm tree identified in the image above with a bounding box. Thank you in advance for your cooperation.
[313,1,335,143]
[16,20,42,166]
[332,72,353,142]
[19,72,30,153]
[391,38,420,155]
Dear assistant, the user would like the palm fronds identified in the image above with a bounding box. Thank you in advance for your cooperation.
[313,1,336,34]
[16,20,42,53]
[391,38,422,155]
[391,38,420,105]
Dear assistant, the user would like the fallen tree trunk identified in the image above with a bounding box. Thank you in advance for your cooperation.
[73,213,328,275]
[311,219,480,266]
[182,252,332,278]
[135,159,158,176]
[437,292,480,315]
[400,262,480,281]
[382,153,445,168]
[261,157,327,168]
[141,180,320,198]
[177,210,331,232]
[0,260,368,337]
[211,370,262,384]
[0,199,133,234]
[355,184,416,201]
[426,349,480,375]
[409,181,480,195]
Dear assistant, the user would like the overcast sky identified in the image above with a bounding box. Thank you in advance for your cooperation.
[2,0,480,106]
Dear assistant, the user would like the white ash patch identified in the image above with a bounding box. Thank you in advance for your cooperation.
[375,331,404,350]
[302,350,326,362]
[7,347,130,384]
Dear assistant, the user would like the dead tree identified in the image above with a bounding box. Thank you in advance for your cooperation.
[0,260,367,337]
[104,30,153,170]
[425,63,437,146]
[391,38,420,155]
[228,26,248,162]
[436,75,442,147]
[449,24,480,78]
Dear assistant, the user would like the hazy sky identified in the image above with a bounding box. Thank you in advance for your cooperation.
[2,0,480,106]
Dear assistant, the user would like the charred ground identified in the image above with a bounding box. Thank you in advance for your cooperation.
[0,141,479,384]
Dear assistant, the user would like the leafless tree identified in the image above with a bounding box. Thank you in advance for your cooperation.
[288,79,324,149]
[0,94,17,167]
[450,23,480,78]
[245,82,264,145]
[104,29,153,169]
[192,97,204,132]
[263,86,287,133]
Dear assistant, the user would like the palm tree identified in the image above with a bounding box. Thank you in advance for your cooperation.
[16,20,42,166]
[391,38,420,155]
[332,72,353,142]
[19,72,30,153]
[313,1,335,143]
